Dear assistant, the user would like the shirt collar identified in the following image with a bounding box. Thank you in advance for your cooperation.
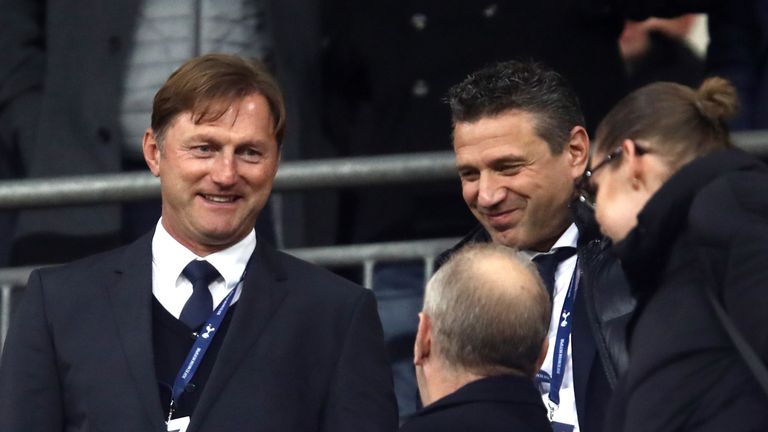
[151,219,256,288]
[523,223,579,260]
[551,223,579,250]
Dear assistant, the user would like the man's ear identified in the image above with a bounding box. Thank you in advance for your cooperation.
[143,128,161,177]
[566,125,590,179]
[414,312,432,366]
[535,339,549,376]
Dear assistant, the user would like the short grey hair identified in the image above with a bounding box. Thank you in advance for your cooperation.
[423,243,551,376]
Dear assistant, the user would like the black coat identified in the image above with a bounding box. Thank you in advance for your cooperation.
[399,375,551,432]
[607,149,768,432]
[436,201,635,432]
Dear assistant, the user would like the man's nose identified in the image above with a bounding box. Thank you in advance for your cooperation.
[210,153,238,186]
[477,173,505,207]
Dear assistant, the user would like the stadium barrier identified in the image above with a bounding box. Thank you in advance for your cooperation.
[1,129,767,351]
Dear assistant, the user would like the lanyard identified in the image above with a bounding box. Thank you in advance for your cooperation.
[167,274,244,422]
[537,259,579,421]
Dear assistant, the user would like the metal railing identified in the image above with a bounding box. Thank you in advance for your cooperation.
[2,130,766,209]
[1,130,767,350]
[0,151,457,209]
[0,151,465,351]
[0,237,459,350]
[0,284,12,352]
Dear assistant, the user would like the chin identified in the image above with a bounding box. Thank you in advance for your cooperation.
[489,230,523,249]
[195,226,247,245]
[599,225,626,244]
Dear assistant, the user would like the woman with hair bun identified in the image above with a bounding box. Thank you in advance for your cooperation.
[581,77,768,431]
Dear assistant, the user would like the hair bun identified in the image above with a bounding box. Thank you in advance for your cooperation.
[695,77,739,122]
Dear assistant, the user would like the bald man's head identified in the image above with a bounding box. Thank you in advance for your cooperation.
[421,244,551,377]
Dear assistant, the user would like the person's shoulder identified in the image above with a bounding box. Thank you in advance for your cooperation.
[708,162,768,208]
[689,154,768,241]
[400,400,549,432]
[18,239,146,314]
[399,407,474,432]
[34,240,137,279]
[262,245,368,297]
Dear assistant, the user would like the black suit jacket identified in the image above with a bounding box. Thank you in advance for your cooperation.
[0,231,398,431]
[399,375,551,432]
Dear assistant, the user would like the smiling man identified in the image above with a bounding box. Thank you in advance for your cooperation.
[0,54,397,432]
[436,61,635,432]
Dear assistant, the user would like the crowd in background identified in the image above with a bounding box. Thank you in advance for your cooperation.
[0,0,767,426]
[0,1,765,265]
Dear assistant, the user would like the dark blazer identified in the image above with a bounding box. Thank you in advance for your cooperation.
[0,231,398,432]
[398,375,551,432]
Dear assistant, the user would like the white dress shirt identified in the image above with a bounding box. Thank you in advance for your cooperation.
[527,223,581,431]
[151,219,256,319]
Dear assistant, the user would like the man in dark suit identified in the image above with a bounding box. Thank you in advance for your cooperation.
[0,54,397,432]
[436,60,635,432]
[400,243,551,432]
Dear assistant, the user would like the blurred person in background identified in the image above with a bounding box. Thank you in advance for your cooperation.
[619,15,705,90]
[707,0,768,129]
[586,77,768,431]
[0,0,327,266]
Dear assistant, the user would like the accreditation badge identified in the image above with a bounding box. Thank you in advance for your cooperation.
[167,416,190,432]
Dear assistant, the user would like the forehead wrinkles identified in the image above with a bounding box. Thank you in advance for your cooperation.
[183,96,275,138]
[456,135,547,171]
[456,114,546,152]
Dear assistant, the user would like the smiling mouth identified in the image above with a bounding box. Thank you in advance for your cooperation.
[201,194,239,203]
[483,209,521,226]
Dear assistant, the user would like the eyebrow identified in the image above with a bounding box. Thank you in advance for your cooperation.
[488,155,525,166]
[186,133,269,148]
[186,133,219,143]
[458,153,523,164]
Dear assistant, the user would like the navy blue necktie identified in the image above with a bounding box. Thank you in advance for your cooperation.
[179,260,220,330]
[533,247,577,297]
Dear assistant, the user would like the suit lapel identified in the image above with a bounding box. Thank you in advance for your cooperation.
[188,242,291,431]
[106,232,167,432]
